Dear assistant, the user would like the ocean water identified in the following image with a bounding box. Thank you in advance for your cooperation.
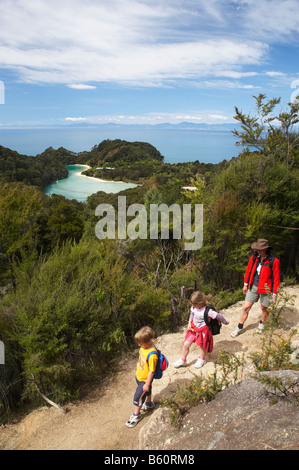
[44,165,138,202]
[0,126,241,164]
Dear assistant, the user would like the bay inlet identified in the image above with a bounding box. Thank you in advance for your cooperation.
[44,164,138,202]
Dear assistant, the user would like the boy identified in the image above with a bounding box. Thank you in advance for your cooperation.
[125,326,158,428]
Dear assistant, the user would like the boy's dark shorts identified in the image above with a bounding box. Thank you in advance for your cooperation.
[133,378,152,406]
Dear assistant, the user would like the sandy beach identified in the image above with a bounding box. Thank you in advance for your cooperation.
[74,165,196,190]
[74,164,135,185]
[75,165,195,189]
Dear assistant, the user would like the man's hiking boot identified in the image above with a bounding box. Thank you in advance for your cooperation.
[256,322,265,334]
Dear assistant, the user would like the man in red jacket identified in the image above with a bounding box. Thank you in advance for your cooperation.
[231,239,280,337]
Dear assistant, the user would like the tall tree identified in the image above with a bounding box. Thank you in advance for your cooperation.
[233,93,299,166]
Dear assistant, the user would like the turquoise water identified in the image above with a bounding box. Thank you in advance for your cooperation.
[44,165,138,202]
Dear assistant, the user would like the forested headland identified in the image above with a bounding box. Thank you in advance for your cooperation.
[0,94,298,418]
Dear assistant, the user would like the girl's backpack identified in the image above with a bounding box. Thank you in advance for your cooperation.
[204,305,222,336]
[147,348,169,379]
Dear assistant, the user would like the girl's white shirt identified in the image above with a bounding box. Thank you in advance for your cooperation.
[189,306,228,329]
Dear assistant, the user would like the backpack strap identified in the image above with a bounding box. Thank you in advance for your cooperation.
[245,251,258,285]
[266,254,275,293]
[147,350,158,361]
[267,254,275,269]
[146,350,159,377]
[204,305,214,327]
[146,348,159,366]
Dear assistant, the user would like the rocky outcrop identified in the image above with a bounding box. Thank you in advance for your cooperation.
[139,370,299,451]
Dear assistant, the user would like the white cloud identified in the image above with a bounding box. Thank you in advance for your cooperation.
[215,71,258,79]
[67,84,96,90]
[198,80,259,90]
[0,39,267,86]
[264,71,286,77]
[234,0,299,40]
[208,114,229,120]
[0,0,297,89]
[0,0,270,87]
[64,111,234,125]
[65,117,88,121]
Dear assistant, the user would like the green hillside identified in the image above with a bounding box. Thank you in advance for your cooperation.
[0,95,298,420]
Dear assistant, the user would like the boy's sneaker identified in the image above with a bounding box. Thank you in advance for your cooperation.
[125,413,142,428]
[141,401,155,413]
[256,322,265,334]
[194,358,206,368]
[231,326,243,338]
[173,358,186,368]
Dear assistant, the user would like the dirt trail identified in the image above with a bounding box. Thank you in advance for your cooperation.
[0,286,298,450]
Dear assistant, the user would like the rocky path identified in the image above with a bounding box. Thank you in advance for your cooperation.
[0,285,298,450]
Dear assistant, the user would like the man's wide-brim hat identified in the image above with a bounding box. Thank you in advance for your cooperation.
[251,238,272,250]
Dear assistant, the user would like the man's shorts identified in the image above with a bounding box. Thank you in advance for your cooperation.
[245,284,270,307]
[133,378,152,407]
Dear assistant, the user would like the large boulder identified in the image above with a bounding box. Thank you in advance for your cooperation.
[139,370,299,451]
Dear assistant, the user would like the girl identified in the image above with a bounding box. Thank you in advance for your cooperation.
[173,291,229,368]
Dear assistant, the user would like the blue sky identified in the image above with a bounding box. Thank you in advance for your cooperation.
[0,0,299,128]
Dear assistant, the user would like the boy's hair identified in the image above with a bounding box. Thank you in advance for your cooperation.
[134,326,156,345]
[189,291,212,309]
